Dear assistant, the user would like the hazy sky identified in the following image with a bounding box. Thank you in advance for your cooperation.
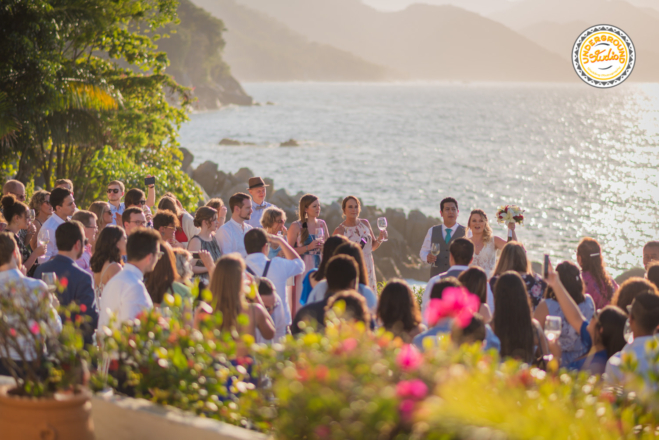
[362,0,658,13]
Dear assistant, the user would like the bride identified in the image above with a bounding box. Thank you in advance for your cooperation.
[467,209,517,277]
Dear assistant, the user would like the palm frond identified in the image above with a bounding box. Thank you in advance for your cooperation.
[55,81,119,112]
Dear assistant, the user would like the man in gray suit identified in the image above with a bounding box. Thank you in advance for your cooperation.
[420,238,474,325]
[419,197,466,279]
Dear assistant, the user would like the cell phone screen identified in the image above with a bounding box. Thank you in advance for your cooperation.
[544,254,550,278]
[192,252,200,259]
[144,176,156,186]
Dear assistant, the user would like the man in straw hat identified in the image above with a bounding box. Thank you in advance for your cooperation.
[246,176,276,229]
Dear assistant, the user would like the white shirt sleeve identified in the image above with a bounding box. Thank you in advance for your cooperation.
[307,280,328,305]
[604,352,624,384]
[120,284,153,322]
[486,282,495,314]
[419,226,434,262]
[421,276,436,326]
[182,212,200,242]
[284,257,305,278]
[215,225,233,255]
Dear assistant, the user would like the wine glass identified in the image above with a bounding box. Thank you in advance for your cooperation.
[544,316,562,342]
[623,318,634,344]
[28,209,36,221]
[430,242,441,257]
[377,217,388,242]
[316,228,324,246]
[38,229,50,247]
[41,272,58,294]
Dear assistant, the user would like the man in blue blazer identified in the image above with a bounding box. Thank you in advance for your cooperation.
[34,221,98,344]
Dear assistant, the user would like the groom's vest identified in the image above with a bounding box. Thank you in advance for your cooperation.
[429,225,466,278]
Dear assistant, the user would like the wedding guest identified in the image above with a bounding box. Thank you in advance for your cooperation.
[144,243,192,305]
[333,195,386,292]
[577,238,618,309]
[54,178,73,192]
[1,195,44,272]
[421,238,474,324]
[326,290,370,327]
[260,207,288,259]
[612,277,659,311]
[244,228,304,328]
[643,241,659,270]
[71,210,97,274]
[377,279,426,343]
[124,188,152,226]
[34,221,98,343]
[206,198,228,250]
[98,228,160,329]
[647,261,659,290]
[153,210,184,248]
[467,209,516,278]
[121,207,146,235]
[246,177,274,229]
[300,235,349,306]
[255,278,288,343]
[534,261,595,366]
[306,241,377,313]
[451,314,486,347]
[216,193,253,257]
[0,212,5,232]
[28,190,51,250]
[106,180,125,225]
[288,194,329,315]
[2,179,26,202]
[458,267,492,323]
[90,225,126,310]
[157,195,198,247]
[291,255,359,335]
[0,232,61,377]
[492,272,548,364]
[188,206,221,280]
[207,254,274,342]
[420,197,466,279]
[88,201,113,233]
[606,293,659,383]
[172,248,194,287]
[489,242,546,310]
[38,187,75,263]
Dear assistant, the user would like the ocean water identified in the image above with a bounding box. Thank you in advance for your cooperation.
[179,82,659,275]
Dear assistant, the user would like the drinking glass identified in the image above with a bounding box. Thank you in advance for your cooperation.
[41,272,58,293]
[316,228,324,245]
[28,209,36,221]
[544,316,562,342]
[38,229,50,247]
[377,217,388,242]
[624,318,634,344]
[430,242,441,257]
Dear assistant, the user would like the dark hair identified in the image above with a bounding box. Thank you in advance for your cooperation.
[206,198,225,211]
[430,277,462,300]
[122,207,144,227]
[612,277,659,311]
[326,290,369,325]
[577,238,614,302]
[124,188,145,208]
[493,242,530,276]
[144,243,178,305]
[440,197,458,212]
[258,278,275,296]
[493,271,534,363]
[71,210,96,228]
[0,232,17,265]
[50,187,71,209]
[449,238,474,266]
[55,221,84,252]
[244,228,268,255]
[313,235,350,282]
[647,262,659,291]
[644,241,659,251]
[153,210,178,230]
[90,225,125,273]
[451,313,486,346]
[631,293,659,334]
[326,255,359,294]
[596,306,627,358]
[229,193,251,213]
[545,261,585,304]
[157,196,180,217]
[1,195,27,224]
[458,267,487,304]
[193,206,217,228]
[334,242,369,287]
[377,279,422,336]
[126,228,160,262]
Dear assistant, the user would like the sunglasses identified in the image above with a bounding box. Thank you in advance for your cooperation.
[138,200,147,205]
[12,193,26,201]
[44,200,51,205]
[107,188,121,194]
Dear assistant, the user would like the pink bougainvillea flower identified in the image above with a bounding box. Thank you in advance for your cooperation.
[341,337,358,352]
[396,379,428,400]
[396,344,422,371]
[29,321,40,335]
[425,287,480,329]
[9,328,17,337]
[315,364,329,381]
[399,399,416,421]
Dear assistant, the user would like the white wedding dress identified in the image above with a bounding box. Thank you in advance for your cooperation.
[471,239,497,278]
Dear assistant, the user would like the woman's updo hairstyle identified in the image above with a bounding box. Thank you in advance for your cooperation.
[1,195,27,224]
[193,206,217,228]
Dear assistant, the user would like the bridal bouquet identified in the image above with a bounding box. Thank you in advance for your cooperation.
[496,205,525,225]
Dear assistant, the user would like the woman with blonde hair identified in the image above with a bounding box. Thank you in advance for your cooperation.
[288,194,329,315]
[88,201,114,232]
[28,190,52,250]
[187,206,221,280]
[576,237,618,309]
[489,241,546,310]
[261,206,288,259]
[467,209,517,278]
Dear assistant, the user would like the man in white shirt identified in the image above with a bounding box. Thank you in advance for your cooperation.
[98,228,160,329]
[38,187,76,263]
[216,192,253,257]
[419,197,466,279]
[246,177,274,228]
[106,180,125,226]
[244,228,304,327]
[421,237,474,325]
[605,293,659,384]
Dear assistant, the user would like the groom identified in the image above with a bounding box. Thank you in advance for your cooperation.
[419,197,466,279]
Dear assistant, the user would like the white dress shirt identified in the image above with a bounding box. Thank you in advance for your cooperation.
[255,294,288,344]
[605,335,659,385]
[98,263,153,329]
[245,252,305,325]
[246,201,273,229]
[37,213,66,263]
[109,202,125,225]
[180,211,200,247]
[0,269,62,361]
[419,223,461,262]
[216,218,253,257]
[420,264,469,326]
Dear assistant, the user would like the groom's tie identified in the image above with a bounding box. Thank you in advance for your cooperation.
[445,228,452,244]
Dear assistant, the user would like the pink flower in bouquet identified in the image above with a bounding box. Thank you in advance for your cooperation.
[425,287,480,329]
[396,344,422,371]
[396,379,428,399]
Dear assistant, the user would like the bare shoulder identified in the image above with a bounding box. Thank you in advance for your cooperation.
[360,218,371,226]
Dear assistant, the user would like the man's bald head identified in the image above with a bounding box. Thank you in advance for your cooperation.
[2,180,26,202]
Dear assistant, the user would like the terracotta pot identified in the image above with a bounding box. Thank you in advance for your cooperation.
[0,385,94,440]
